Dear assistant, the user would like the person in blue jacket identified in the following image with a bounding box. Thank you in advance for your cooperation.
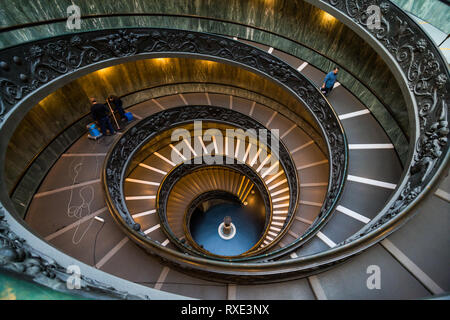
[321,67,339,97]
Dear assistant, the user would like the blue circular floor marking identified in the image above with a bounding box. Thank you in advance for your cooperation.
[190,203,263,256]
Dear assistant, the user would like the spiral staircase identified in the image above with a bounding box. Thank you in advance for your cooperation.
[0,0,448,300]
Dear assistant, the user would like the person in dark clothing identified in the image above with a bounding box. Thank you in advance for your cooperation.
[321,67,339,97]
[107,95,127,121]
[90,98,115,136]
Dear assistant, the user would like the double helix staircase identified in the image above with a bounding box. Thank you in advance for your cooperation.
[0,0,448,300]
